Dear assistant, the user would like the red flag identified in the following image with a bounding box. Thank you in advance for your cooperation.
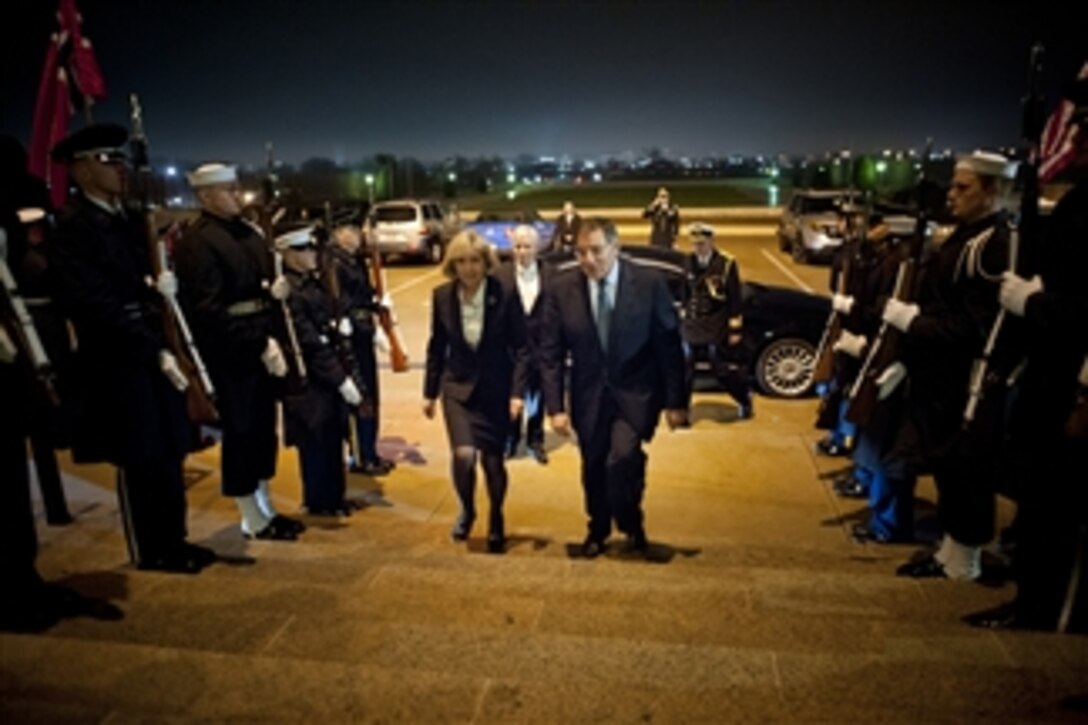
[26,0,108,208]
[1040,62,1088,183]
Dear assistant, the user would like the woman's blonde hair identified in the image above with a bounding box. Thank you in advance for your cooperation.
[441,229,498,278]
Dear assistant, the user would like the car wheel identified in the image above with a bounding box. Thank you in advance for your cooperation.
[791,236,809,264]
[426,238,444,265]
[754,337,816,398]
[777,232,790,252]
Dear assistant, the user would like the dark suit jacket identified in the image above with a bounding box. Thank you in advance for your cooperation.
[540,258,686,442]
[550,213,582,252]
[424,275,529,407]
[496,259,550,375]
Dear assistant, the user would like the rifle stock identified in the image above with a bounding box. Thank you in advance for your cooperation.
[0,227,60,407]
[128,94,218,425]
[366,234,410,373]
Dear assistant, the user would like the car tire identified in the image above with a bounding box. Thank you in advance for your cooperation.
[425,238,444,265]
[791,236,809,264]
[778,232,790,252]
[754,337,817,398]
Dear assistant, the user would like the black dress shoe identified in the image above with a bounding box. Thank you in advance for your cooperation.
[180,542,219,567]
[528,444,548,465]
[736,402,754,420]
[46,511,74,526]
[244,518,299,541]
[580,537,607,559]
[815,437,849,457]
[962,602,1048,630]
[832,474,867,498]
[486,533,506,554]
[138,550,206,574]
[625,531,649,555]
[896,555,947,578]
[272,514,307,535]
[851,524,910,544]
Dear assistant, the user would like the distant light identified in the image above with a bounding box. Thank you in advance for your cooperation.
[592,172,602,182]
[882,149,892,157]
[768,184,779,207]
[165,166,177,177]
[875,161,888,173]
[506,173,515,184]
[769,167,779,178]
[584,161,596,170]
[170,196,183,206]
[574,176,583,185]
[242,191,256,204]
[506,190,516,200]
[534,175,542,183]
[365,174,374,185]
[447,172,457,182]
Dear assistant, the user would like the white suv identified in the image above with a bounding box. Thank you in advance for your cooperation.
[368,199,448,264]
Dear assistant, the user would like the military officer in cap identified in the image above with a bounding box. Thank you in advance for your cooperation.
[47,124,216,573]
[328,220,395,476]
[277,226,361,515]
[883,150,1021,580]
[549,200,582,254]
[173,163,305,541]
[681,222,753,419]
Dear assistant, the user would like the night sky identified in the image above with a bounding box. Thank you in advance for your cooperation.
[1,0,1082,166]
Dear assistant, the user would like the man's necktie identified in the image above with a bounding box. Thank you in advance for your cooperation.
[596,278,611,353]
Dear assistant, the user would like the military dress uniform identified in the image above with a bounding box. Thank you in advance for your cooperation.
[643,197,680,249]
[173,164,303,540]
[681,232,752,416]
[327,241,392,475]
[48,126,202,571]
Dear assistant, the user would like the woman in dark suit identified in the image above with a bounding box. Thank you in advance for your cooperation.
[424,230,528,553]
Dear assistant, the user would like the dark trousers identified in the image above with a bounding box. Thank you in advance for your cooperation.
[116,457,188,566]
[508,377,544,449]
[348,337,381,464]
[685,342,752,409]
[0,422,41,592]
[579,398,647,542]
[298,418,347,511]
[219,380,278,497]
[29,424,70,523]
[932,452,996,547]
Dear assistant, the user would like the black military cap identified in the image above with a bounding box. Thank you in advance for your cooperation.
[50,123,128,164]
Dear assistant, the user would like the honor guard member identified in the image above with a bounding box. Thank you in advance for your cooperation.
[173,163,305,541]
[642,186,680,249]
[883,150,1020,581]
[966,77,1088,632]
[47,124,216,573]
[328,220,395,476]
[681,222,753,419]
[549,200,582,254]
[277,226,359,515]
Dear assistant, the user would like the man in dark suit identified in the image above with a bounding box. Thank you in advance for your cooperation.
[540,218,687,558]
[498,224,550,463]
[549,200,581,254]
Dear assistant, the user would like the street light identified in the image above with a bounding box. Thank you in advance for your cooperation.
[365,173,374,205]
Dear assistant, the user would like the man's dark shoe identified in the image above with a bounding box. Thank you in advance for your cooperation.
[962,602,1050,631]
[361,458,395,476]
[833,475,867,498]
[580,537,607,559]
[736,402,754,420]
[896,555,947,578]
[272,514,307,535]
[486,533,506,554]
[244,518,299,541]
[625,531,649,555]
[46,511,75,526]
[815,436,850,457]
[528,444,548,465]
[138,549,206,574]
[851,523,911,544]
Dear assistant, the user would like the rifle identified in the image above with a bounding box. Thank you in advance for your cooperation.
[365,223,410,373]
[0,226,60,407]
[962,44,1042,427]
[128,94,218,424]
[259,142,307,382]
[844,141,932,425]
[812,195,867,384]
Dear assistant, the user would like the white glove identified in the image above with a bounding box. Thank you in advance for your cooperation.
[154,270,178,298]
[876,361,907,401]
[379,292,393,311]
[158,350,189,392]
[882,299,919,332]
[0,327,18,363]
[270,275,291,301]
[261,337,288,377]
[832,331,867,358]
[831,293,855,315]
[373,324,390,354]
[339,377,362,406]
[337,317,353,337]
[999,271,1042,317]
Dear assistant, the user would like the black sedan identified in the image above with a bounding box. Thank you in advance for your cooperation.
[543,245,829,398]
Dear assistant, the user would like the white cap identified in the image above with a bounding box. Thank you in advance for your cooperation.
[274,226,315,251]
[955,150,1017,179]
[689,221,714,238]
[186,163,238,187]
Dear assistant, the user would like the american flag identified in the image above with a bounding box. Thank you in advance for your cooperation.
[27,0,108,209]
[1039,62,1088,183]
